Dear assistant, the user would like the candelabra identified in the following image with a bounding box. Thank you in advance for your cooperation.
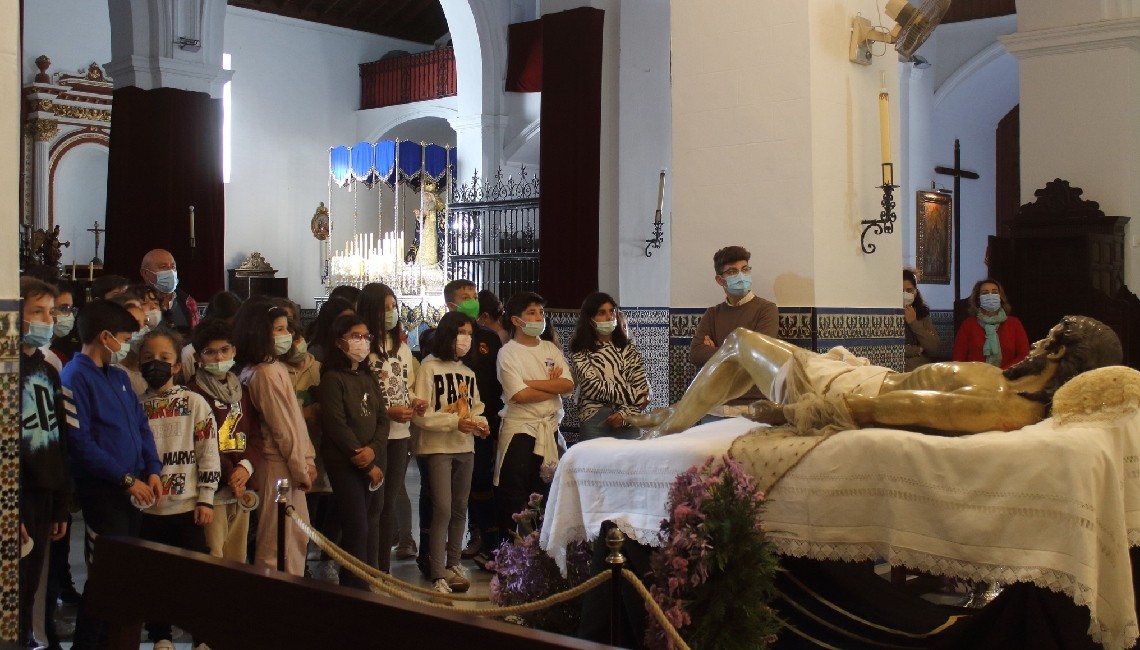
[645,170,666,257]
[860,163,897,254]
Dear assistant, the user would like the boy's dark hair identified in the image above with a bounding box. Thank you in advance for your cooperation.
[478,289,503,320]
[358,282,402,357]
[431,311,474,362]
[205,291,243,321]
[232,296,289,368]
[712,246,750,274]
[328,285,361,307]
[192,317,233,354]
[90,274,130,300]
[443,279,477,305]
[53,279,77,299]
[141,325,184,359]
[21,275,58,302]
[127,283,159,304]
[570,292,629,353]
[77,299,139,344]
[502,291,545,337]
[321,314,368,375]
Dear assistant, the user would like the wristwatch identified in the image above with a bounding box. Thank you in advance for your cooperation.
[121,473,136,489]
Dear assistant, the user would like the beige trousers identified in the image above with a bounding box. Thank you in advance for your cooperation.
[203,501,250,562]
[253,457,311,576]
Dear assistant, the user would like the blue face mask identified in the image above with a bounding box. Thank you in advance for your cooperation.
[23,321,54,348]
[105,335,129,365]
[153,268,178,295]
[979,294,1002,312]
[54,314,75,338]
[724,273,752,297]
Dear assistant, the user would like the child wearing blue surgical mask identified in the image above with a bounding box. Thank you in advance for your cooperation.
[231,296,317,576]
[494,291,574,541]
[952,278,1030,369]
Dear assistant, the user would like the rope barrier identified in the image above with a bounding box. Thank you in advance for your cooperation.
[286,507,690,648]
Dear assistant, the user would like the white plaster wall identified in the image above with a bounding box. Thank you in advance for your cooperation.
[807,0,901,309]
[502,92,541,166]
[357,98,459,144]
[22,0,112,83]
[902,17,1018,311]
[614,0,671,307]
[222,8,428,306]
[1017,3,1138,31]
[671,0,813,309]
[2,0,18,299]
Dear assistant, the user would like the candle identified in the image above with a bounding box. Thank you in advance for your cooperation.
[88,262,94,281]
[189,205,196,240]
[878,72,891,167]
[655,170,666,223]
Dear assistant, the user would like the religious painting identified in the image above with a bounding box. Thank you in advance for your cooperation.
[916,190,952,285]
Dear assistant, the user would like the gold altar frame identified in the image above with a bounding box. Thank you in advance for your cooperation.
[916,190,952,285]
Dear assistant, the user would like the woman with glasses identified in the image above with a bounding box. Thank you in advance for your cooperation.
[232,296,316,576]
[569,292,650,440]
[318,315,389,589]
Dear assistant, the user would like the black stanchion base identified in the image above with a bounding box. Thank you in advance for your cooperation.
[577,521,654,648]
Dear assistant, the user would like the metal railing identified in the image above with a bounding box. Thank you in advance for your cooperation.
[360,48,457,109]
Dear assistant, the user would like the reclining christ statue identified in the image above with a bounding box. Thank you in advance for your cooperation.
[629,315,1123,438]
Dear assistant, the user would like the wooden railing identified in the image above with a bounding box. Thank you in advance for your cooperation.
[360,47,457,109]
[84,536,612,650]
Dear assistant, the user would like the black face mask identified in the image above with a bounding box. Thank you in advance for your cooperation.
[140,359,174,391]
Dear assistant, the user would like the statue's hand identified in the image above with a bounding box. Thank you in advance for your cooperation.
[625,406,671,428]
[747,399,787,425]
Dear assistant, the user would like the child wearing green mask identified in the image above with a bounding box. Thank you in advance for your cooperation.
[187,317,255,561]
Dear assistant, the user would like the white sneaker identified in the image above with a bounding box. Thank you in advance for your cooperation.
[194,644,212,650]
[446,564,471,593]
[153,641,176,650]
[433,578,453,594]
[317,559,339,582]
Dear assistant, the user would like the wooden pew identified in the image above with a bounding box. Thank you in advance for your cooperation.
[84,536,614,650]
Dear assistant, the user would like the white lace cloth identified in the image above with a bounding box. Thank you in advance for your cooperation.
[539,417,748,572]
[540,414,1140,650]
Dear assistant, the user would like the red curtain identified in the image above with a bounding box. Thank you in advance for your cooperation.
[505,20,543,93]
[104,86,225,303]
[538,7,604,309]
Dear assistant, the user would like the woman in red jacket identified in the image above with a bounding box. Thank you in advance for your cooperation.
[952,278,1030,369]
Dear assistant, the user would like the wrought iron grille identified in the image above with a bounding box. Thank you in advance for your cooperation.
[448,168,540,302]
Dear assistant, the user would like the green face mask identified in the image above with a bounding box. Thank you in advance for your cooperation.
[456,298,480,320]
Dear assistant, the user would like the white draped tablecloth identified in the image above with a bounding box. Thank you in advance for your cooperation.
[540,414,1140,650]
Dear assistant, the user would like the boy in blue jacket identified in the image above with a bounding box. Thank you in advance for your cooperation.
[61,299,163,650]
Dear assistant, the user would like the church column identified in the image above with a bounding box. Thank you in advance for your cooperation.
[1001,9,1140,287]
[450,113,508,185]
[103,0,231,300]
[29,119,58,231]
[669,0,904,398]
[0,0,21,642]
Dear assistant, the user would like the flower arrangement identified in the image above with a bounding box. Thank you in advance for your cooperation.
[489,493,592,635]
[645,455,782,650]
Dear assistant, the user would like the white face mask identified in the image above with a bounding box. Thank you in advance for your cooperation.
[593,319,617,336]
[273,333,294,356]
[455,333,472,357]
[384,309,399,331]
[903,292,915,307]
[514,317,546,338]
[144,309,162,329]
[343,338,370,363]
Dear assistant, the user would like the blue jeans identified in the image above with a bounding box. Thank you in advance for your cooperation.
[579,407,640,441]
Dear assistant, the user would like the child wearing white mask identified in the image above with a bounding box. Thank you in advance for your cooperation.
[412,311,488,594]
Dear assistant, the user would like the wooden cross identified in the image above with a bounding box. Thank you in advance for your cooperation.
[934,139,980,301]
[86,220,105,265]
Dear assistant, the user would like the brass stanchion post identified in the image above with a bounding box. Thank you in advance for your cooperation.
[606,526,627,647]
[276,478,290,572]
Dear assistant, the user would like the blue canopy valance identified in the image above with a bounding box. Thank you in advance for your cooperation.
[329,140,456,189]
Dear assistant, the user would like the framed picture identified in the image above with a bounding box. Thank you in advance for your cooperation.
[916,190,952,285]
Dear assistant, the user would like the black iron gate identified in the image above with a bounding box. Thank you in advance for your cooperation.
[448,168,540,302]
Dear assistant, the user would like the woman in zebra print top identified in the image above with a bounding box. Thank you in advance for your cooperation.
[569,292,651,440]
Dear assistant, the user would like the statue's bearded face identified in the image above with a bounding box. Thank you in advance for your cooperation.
[1004,323,1065,380]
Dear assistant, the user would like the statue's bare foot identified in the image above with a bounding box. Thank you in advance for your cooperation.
[638,427,669,441]
[747,399,787,426]
[626,406,672,428]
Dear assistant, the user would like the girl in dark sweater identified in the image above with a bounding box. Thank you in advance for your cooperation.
[318,314,389,589]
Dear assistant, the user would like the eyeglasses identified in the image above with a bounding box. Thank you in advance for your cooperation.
[200,345,235,360]
[52,306,78,316]
[342,333,374,342]
[720,265,752,277]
